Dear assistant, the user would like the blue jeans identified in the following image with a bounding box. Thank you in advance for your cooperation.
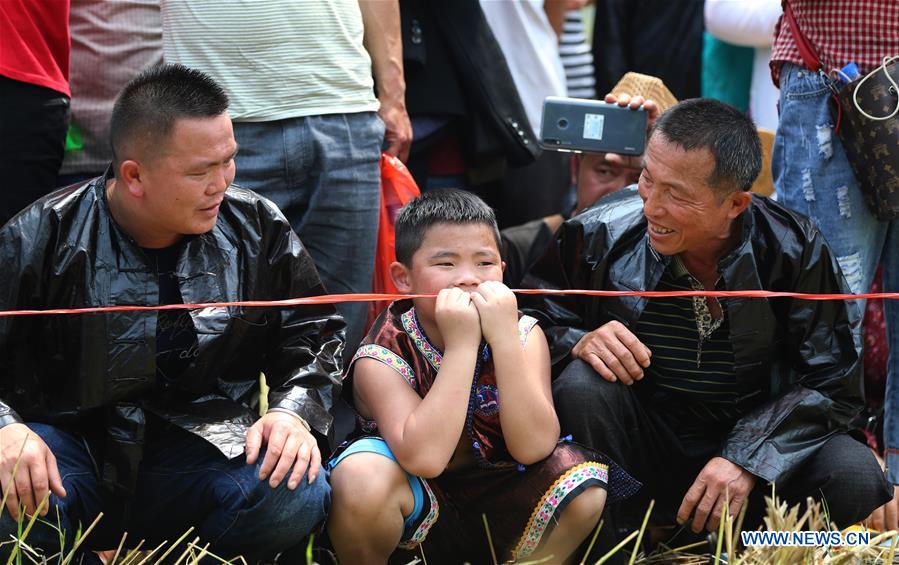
[0,423,330,563]
[232,112,384,356]
[773,63,899,482]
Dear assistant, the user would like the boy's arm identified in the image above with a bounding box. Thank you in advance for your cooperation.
[492,324,559,464]
[473,282,559,464]
[354,289,482,478]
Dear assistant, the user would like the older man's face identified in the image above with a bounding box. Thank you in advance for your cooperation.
[136,113,237,246]
[637,135,736,258]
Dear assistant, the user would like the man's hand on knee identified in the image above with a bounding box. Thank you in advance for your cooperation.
[572,321,651,385]
[0,423,66,520]
[245,412,320,491]
[677,457,756,533]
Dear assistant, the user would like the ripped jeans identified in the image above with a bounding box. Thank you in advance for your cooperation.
[773,63,899,482]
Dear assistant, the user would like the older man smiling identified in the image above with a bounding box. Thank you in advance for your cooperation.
[523,98,891,543]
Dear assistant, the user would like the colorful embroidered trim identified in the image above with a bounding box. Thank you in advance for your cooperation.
[401,307,443,370]
[518,315,538,346]
[513,462,610,559]
[398,477,441,549]
[353,344,417,388]
[356,414,378,434]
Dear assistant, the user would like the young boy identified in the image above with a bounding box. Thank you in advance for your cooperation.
[327,190,638,564]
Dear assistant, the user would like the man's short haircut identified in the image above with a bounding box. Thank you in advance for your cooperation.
[649,98,762,193]
[395,189,502,266]
[110,63,229,170]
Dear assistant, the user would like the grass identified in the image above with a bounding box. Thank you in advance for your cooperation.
[4,492,899,564]
[3,435,896,564]
[0,442,248,565]
[0,512,244,565]
[624,489,899,565]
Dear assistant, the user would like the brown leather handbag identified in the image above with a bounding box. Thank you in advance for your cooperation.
[833,59,899,220]
[786,2,899,220]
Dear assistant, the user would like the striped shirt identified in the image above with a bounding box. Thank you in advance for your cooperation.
[61,0,163,175]
[559,10,596,99]
[770,0,899,86]
[161,0,379,121]
[635,258,741,426]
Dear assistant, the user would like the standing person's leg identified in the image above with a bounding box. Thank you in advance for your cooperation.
[0,424,105,562]
[880,221,899,486]
[0,77,70,225]
[297,112,383,356]
[231,119,304,216]
[773,63,888,302]
[232,113,383,357]
[129,426,330,563]
[774,61,899,524]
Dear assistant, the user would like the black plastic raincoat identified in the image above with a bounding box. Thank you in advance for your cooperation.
[0,173,344,494]
[522,187,863,484]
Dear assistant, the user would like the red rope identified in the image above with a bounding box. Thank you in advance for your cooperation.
[1,289,898,318]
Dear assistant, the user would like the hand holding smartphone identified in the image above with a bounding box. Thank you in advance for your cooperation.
[540,96,650,155]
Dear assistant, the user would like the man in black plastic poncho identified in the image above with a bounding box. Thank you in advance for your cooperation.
[0,64,342,562]
[523,98,891,549]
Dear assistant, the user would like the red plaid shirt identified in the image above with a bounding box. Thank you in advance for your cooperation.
[770,0,899,86]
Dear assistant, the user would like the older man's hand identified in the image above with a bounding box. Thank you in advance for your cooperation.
[0,423,66,520]
[246,411,320,490]
[602,93,660,171]
[678,457,757,533]
[572,321,652,385]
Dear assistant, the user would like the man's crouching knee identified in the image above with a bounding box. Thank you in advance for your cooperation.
[553,359,636,424]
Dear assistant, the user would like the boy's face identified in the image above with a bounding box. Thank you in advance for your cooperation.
[392,222,504,314]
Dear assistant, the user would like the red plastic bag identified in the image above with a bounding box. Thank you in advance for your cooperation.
[367,153,421,330]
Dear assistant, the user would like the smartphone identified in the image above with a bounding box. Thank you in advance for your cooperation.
[540,97,647,155]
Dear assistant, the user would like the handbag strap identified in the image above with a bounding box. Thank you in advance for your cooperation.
[784,1,822,72]
[854,56,899,121]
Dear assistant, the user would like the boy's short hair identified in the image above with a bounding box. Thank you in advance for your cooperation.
[395,189,502,266]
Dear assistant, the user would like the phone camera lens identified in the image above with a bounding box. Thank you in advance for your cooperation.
[557,118,569,129]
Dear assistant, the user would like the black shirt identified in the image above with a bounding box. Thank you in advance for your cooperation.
[143,244,198,386]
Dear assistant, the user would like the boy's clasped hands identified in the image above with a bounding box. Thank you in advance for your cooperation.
[434,281,519,352]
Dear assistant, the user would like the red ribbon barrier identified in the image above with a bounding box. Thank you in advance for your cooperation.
[1,289,898,318]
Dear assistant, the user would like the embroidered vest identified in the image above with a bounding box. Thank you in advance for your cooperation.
[350,299,538,468]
